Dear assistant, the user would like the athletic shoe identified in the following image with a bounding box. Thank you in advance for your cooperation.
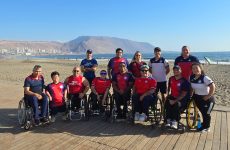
[34,119,40,126]
[50,115,56,123]
[134,112,140,121]
[165,119,171,127]
[40,117,49,123]
[139,113,147,122]
[171,120,178,129]
[200,128,210,133]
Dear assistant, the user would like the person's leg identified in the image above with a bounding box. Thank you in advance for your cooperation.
[202,96,215,129]
[91,92,99,110]
[132,94,141,113]
[40,93,48,118]
[122,91,131,117]
[27,95,40,120]
[114,92,122,117]
[142,95,154,116]
[159,81,167,104]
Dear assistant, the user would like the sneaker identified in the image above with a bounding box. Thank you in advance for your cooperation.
[134,112,140,121]
[171,120,178,129]
[50,115,56,123]
[200,128,210,133]
[40,117,49,123]
[165,119,171,127]
[139,113,147,122]
[34,119,40,126]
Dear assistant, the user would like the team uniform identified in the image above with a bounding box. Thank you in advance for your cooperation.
[129,61,147,78]
[91,77,111,110]
[132,77,157,116]
[174,55,200,80]
[24,74,48,121]
[112,72,134,117]
[190,74,215,130]
[46,82,66,116]
[108,57,129,76]
[65,75,85,109]
[148,57,169,94]
[165,76,190,121]
[80,58,98,86]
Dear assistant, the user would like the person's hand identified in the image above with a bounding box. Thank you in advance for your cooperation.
[102,98,106,105]
[97,94,101,101]
[79,93,84,99]
[48,96,52,101]
[140,95,145,101]
[169,100,176,105]
[119,90,125,95]
[35,93,43,100]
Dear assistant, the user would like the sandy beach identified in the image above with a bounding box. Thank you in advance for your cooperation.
[0,59,229,108]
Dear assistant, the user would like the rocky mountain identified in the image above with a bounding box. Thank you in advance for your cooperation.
[62,36,154,54]
[0,36,155,54]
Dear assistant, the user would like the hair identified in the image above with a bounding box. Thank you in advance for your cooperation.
[191,62,205,75]
[154,47,161,52]
[116,48,123,53]
[132,51,141,61]
[33,65,42,71]
[51,71,60,78]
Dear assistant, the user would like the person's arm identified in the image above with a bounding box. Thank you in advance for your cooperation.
[24,87,42,100]
[82,77,90,95]
[140,88,155,101]
[91,85,98,95]
[45,86,52,101]
[203,83,215,101]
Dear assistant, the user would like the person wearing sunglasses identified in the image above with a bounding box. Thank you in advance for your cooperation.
[112,62,134,119]
[64,66,90,110]
[164,65,190,129]
[107,48,129,80]
[129,51,147,78]
[132,65,157,122]
[80,49,98,86]
[90,70,111,112]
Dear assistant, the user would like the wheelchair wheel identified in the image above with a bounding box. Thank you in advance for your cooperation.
[24,120,32,130]
[18,98,26,126]
[110,95,116,123]
[186,99,198,129]
[153,96,163,125]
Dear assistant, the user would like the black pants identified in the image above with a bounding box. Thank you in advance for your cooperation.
[132,94,156,116]
[68,94,83,110]
[90,93,108,111]
[50,103,66,116]
[194,94,215,129]
[165,95,188,121]
[113,90,131,116]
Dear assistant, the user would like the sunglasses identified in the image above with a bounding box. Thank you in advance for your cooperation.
[100,72,107,75]
[141,70,148,72]
[73,70,80,72]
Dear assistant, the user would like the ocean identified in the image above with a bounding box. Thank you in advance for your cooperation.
[20,51,230,64]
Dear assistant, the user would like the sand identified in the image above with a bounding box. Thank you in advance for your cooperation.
[0,59,229,108]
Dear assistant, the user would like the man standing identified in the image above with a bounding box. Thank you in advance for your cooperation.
[107,48,129,80]
[174,46,200,80]
[24,65,48,126]
[149,47,170,103]
[80,49,98,86]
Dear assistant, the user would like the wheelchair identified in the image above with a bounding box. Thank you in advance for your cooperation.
[87,92,113,120]
[130,94,163,127]
[65,94,89,121]
[17,97,50,130]
[161,97,200,133]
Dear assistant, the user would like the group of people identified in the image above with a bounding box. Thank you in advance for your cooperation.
[23,46,216,133]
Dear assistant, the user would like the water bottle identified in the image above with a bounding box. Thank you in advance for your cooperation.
[197,117,202,129]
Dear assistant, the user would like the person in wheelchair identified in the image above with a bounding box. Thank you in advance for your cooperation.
[65,66,90,111]
[132,65,157,122]
[112,62,134,119]
[46,71,67,122]
[165,65,190,129]
[24,65,48,126]
[90,70,111,113]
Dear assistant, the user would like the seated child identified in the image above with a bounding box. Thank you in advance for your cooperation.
[46,71,67,122]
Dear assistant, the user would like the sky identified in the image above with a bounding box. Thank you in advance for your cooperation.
[0,0,230,51]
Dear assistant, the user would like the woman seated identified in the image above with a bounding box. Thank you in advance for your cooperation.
[132,65,157,122]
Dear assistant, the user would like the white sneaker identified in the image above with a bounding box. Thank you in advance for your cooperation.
[171,120,178,129]
[165,119,171,127]
[201,128,210,133]
[139,113,147,122]
[134,112,140,121]
[50,115,56,123]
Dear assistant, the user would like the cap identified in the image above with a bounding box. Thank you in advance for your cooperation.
[86,49,93,53]
[116,48,123,53]
[140,65,149,70]
[173,65,181,70]
[154,47,161,52]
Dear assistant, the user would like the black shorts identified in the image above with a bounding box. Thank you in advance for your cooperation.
[156,81,167,94]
